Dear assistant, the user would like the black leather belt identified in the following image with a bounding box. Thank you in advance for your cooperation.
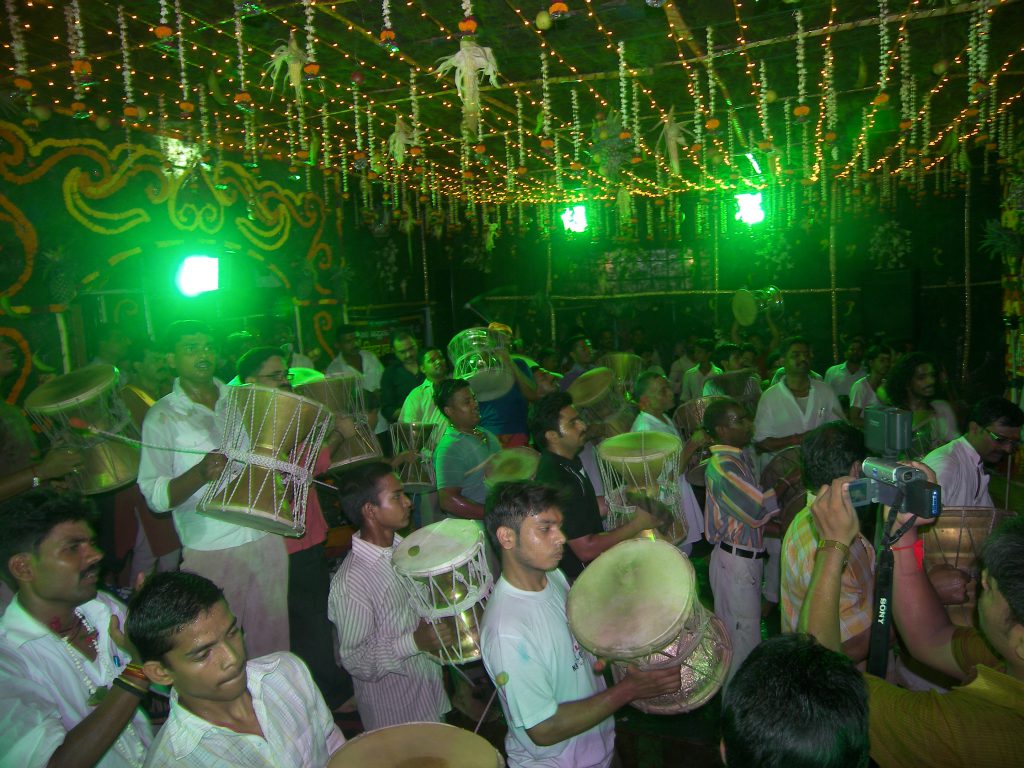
[720,541,767,560]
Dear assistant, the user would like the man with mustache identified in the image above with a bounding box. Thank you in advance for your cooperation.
[480,482,679,767]
[753,336,845,619]
[137,321,290,659]
[0,488,153,767]
[127,570,345,767]
[433,379,501,520]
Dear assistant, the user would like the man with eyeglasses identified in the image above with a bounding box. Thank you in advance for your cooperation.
[138,322,291,659]
[923,396,1023,508]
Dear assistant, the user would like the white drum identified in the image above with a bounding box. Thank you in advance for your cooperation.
[199,384,333,536]
[392,518,494,664]
[597,431,688,544]
[567,539,731,714]
[328,722,505,767]
[568,367,636,438]
[390,421,437,494]
[448,327,514,402]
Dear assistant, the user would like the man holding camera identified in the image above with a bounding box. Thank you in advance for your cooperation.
[780,422,874,665]
[923,396,1023,508]
[800,474,1024,768]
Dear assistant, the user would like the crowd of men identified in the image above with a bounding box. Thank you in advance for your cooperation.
[0,316,1022,767]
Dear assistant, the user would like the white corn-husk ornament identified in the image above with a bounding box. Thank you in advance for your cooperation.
[389,116,413,166]
[434,37,499,135]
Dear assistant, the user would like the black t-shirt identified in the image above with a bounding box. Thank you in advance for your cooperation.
[534,450,605,579]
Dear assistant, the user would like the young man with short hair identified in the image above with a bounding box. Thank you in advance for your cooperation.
[481,481,680,768]
[0,489,153,767]
[679,338,721,403]
[137,320,289,658]
[398,347,450,427]
[433,379,502,520]
[381,330,423,425]
[848,344,892,428]
[127,571,344,767]
[326,463,451,730]
[720,634,869,768]
[559,335,594,391]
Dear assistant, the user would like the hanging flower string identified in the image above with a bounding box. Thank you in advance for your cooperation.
[64,0,89,115]
[618,41,630,139]
[631,80,642,162]
[117,6,137,120]
[705,26,717,131]
[302,0,320,74]
[516,91,527,174]
[571,88,582,169]
[410,70,422,152]
[352,84,365,168]
[5,0,31,91]
[875,0,890,103]
[794,10,809,122]
[233,0,252,110]
[155,0,173,39]
[758,61,771,150]
[198,88,210,160]
[823,42,837,141]
[174,0,193,115]
[380,0,397,51]
[459,0,477,35]
[899,31,914,133]
[540,52,553,149]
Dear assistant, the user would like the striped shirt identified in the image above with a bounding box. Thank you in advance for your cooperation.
[327,533,450,731]
[780,502,875,641]
[143,652,342,768]
[704,444,778,549]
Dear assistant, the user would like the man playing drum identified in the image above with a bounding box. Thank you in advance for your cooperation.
[632,372,709,554]
[703,398,779,677]
[531,392,660,580]
[137,321,289,658]
[433,379,502,520]
[481,481,680,768]
[327,463,452,731]
[127,571,345,767]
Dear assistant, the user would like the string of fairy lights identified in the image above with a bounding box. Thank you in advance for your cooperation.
[1,0,1021,231]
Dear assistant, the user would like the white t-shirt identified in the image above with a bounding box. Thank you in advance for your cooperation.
[849,376,880,412]
[481,570,615,768]
[753,379,846,471]
[824,362,866,399]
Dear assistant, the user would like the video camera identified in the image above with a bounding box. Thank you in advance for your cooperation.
[846,406,941,518]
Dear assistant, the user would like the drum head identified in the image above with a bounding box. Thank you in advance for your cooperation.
[568,539,695,659]
[25,364,118,414]
[567,367,614,408]
[732,289,758,327]
[484,447,540,487]
[597,431,681,466]
[465,367,514,402]
[289,367,325,389]
[328,722,503,768]
[393,518,484,576]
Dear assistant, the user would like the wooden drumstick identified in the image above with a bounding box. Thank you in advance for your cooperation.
[475,671,507,734]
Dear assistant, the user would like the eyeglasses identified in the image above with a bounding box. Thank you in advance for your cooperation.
[986,429,1021,449]
[259,371,294,382]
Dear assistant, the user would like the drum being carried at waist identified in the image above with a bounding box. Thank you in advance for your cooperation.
[389,421,437,494]
[597,431,687,544]
[327,723,505,767]
[199,384,333,536]
[24,364,140,495]
[392,518,494,664]
[567,539,731,714]
[294,374,382,471]
[921,507,1016,627]
[568,367,636,438]
[448,327,514,402]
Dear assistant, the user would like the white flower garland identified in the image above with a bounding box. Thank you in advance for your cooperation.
[878,0,890,91]
[4,0,29,82]
[303,0,318,64]
[618,41,629,135]
[175,0,190,107]
[117,6,135,110]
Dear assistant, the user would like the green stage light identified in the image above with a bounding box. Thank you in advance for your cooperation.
[175,255,219,297]
[560,204,588,233]
[734,192,765,225]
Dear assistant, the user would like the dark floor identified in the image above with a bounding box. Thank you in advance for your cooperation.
[332,537,779,768]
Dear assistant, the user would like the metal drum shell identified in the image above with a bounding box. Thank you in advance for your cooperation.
[390,421,438,494]
[24,364,141,494]
[447,328,514,402]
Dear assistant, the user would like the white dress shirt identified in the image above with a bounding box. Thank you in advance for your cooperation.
[924,435,994,508]
[138,378,267,552]
[143,652,344,768]
[398,379,447,427]
[0,593,152,768]
[849,377,880,412]
[327,533,449,731]
[754,379,846,470]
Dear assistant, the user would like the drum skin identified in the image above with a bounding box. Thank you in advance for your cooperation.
[328,722,505,767]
